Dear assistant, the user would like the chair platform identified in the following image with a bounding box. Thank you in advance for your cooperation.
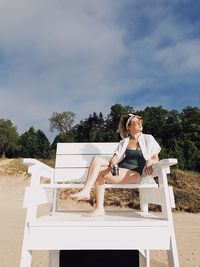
[27,211,170,250]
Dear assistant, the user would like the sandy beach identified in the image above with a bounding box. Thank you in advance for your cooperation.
[0,174,199,267]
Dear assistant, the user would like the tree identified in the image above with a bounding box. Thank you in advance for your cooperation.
[36,130,50,158]
[179,106,200,171]
[106,104,135,130]
[19,127,38,158]
[0,119,19,157]
[51,130,76,153]
[19,127,50,158]
[105,104,135,141]
[75,112,105,142]
[140,106,169,139]
[49,111,75,133]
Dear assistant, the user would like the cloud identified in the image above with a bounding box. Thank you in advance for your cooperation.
[0,0,199,141]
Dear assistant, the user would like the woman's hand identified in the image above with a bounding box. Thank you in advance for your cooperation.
[144,160,153,176]
[144,154,159,175]
[109,154,119,167]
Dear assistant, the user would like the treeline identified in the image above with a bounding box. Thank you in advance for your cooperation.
[0,104,199,172]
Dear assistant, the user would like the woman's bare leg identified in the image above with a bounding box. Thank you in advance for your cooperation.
[69,156,109,200]
[82,172,106,217]
[83,168,140,217]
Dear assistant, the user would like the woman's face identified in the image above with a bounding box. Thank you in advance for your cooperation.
[129,117,143,133]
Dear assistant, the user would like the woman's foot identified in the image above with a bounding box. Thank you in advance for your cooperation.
[82,208,105,217]
[69,190,90,201]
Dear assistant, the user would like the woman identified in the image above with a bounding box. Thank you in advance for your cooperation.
[70,114,161,216]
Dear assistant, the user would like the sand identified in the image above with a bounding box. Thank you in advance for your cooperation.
[0,174,199,267]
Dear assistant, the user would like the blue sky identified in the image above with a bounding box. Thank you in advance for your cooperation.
[0,0,199,140]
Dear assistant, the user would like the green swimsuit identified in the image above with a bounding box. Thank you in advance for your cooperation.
[118,149,146,175]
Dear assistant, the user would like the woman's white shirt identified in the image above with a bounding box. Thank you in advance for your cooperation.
[114,133,161,163]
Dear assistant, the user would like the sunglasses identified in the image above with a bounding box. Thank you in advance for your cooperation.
[130,119,143,126]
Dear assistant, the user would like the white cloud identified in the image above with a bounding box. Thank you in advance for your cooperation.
[0,0,199,141]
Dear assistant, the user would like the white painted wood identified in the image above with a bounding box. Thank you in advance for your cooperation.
[157,168,180,266]
[56,142,118,154]
[49,251,59,267]
[54,167,88,181]
[139,251,146,267]
[139,250,150,267]
[42,183,158,189]
[55,154,111,168]
[169,186,176,208]
[29,211,169,227]
[20,142,179,267]
[23,187,53,207]
[167,237,180,267]
[20,249,32,267]
[23,158,54,180]
[139,188,165,207]
[54,168,161,184]
[27,226,170,250]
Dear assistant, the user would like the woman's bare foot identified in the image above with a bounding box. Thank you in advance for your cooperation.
[82,208,105,217]
[69,190,90,201]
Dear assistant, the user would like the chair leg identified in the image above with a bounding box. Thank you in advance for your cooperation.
[139,250,150,267]
[49,250,60,267]
[20,249,32,267]
[139,189,149,214]
[167,236,180,267]
[51,188,58,214]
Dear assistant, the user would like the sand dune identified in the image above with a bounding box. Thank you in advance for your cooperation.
[0,174,199,267]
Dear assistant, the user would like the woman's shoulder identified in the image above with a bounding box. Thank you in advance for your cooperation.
[141,134,157,142]
[141,133,154,139]
[119,136,130,144]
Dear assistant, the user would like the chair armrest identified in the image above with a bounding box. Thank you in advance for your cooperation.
[154,158,178,168]
[153,158,177,175]
[21,158,54,181]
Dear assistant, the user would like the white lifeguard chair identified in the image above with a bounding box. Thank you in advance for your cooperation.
[20,142,179,267]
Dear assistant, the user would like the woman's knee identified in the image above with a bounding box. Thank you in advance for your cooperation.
[93,155,102,164]
[95,173,105,184]
[92,156,108,166]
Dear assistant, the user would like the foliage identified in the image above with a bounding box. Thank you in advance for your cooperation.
[19,127,50,158]
[0,119,19,157]
[74,112,105,142]
[49,111,75,133]
[1,104,199,172]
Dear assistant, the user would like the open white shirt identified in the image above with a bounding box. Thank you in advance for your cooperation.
[114,133,161,163]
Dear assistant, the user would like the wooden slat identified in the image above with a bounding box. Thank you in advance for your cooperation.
[56,142,118,155]
[54,168,88,182]
[55,154,111,168]
[23,187,53,207]
[42,183,158,189]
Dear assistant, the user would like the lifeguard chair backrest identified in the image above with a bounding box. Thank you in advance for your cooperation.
[54,142,118,182]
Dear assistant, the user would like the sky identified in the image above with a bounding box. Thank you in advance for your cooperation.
[0,0,199,141]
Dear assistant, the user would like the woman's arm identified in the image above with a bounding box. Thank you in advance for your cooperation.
[144,154,159,176]
[108,154,120,167]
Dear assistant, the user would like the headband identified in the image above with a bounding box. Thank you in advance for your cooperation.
[126,113,142,130]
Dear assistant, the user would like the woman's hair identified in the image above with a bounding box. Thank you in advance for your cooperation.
[117,115,130,138]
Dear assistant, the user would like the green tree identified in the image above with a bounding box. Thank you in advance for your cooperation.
[36,130,50,158]
[140,106,169,139]
[51,130,76,153]
[179,106,200,171]
[19,127,38,158]
[19,127,50,158]
[49,111,75,133]
[75,112,105,142]
[105,104,135,141]
[0,119,19,157]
